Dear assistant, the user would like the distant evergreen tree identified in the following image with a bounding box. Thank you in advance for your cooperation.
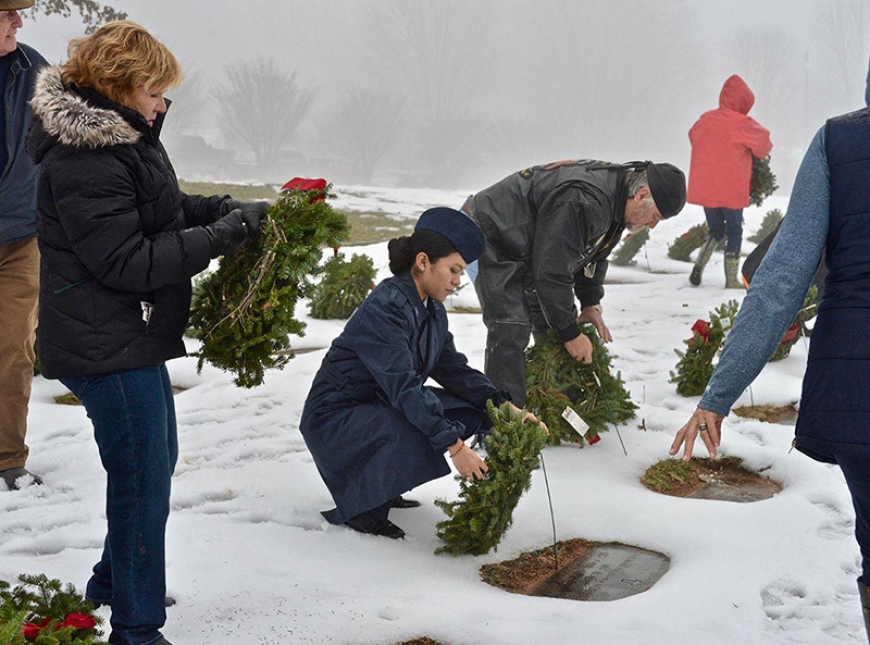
[525,326,637,445]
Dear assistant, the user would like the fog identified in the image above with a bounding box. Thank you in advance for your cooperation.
[20,0,870,192]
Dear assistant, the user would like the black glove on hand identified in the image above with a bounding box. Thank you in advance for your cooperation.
[205,208,249,257]
[226,199,269,241]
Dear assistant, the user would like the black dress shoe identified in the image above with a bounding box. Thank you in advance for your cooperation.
[391,495,421,509]
[344,514,405,539]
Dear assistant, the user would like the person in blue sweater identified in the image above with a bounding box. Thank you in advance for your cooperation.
[300,208,546,539]
[670,63,870,643]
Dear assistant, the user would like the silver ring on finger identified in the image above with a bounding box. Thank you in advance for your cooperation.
[699,423,709,432]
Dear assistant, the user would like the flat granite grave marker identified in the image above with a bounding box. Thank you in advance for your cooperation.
[532,543,670,601]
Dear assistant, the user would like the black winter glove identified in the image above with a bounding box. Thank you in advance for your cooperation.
[226,199,269,241]
[205,208,249,257]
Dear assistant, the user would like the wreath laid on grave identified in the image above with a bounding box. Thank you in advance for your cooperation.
[435,401,548,556]
[0,574,104,645]
[307,252,376,320]
[610,227,649,267]
[769,286,818,362]
[189,180,349,387]
[749,155,778,208]
[667,223,708,262]
[525,326,637,446]
[669,300,740,396]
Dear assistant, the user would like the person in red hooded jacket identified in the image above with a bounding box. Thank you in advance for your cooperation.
[687,74,772,288]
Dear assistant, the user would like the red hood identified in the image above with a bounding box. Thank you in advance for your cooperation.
[718,74,755,115]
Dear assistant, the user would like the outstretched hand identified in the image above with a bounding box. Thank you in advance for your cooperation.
[578,305,613,343]
[669,407,724,460]
[510,404,549,435]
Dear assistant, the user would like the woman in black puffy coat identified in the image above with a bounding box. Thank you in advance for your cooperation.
[26,21,265,645]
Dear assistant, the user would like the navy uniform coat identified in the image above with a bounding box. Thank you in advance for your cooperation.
[300,271,506,524]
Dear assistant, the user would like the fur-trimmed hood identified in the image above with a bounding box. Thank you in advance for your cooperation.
[28,66,142,161]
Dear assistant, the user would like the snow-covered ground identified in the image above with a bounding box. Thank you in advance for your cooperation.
[2,191,865,645]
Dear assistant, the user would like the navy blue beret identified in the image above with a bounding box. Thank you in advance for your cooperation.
[415,207,487,263]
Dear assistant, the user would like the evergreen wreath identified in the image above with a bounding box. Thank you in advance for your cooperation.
[667,223,708,262]
[307,252,376,319]
[0,574,104,645]
[525,326,638,446]
[769,286,818,362]
[669,300,740,396]
[747,208,783,244]
[189,184,349,387]
[749,155,778,208]
[611,227,649,266]
[435,401,548,556]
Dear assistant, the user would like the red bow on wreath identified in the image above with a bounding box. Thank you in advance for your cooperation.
[22,613,96,640]
[281,177,328,202]
[781,322,800,344]
[690,319,711,345]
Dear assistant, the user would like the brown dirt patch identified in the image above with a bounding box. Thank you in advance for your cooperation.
[395,639,448,645]
[479,538,593,596]
[733,403,798,424]
[641,456,782,500]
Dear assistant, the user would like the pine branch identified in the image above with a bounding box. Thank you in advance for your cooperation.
[669,300,740,396]
[308,253,376,319]
[189,186,349,387]
[667,223,708,262]
[435,401,548,556]
[525,326,637,445]
[611,228,649,266]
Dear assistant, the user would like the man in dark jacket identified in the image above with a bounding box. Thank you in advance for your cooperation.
[0,0,47,491]
[465,159,686,406]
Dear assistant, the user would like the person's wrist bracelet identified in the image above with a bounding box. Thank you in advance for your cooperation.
[448,441,465,458]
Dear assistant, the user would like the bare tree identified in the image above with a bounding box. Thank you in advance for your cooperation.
[815,0,870,111]
[215,57,315,171]
[349,0,506,186]
[28,0,125,33]
[162,70,206,139]
[727,29,802,138]
[326,86,406,184]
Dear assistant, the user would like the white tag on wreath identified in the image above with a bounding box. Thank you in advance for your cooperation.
[562,406,590,434]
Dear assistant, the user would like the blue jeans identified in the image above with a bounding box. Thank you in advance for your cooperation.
[61,364,177,645]
[704,206,744,253]
[833,452,870,584]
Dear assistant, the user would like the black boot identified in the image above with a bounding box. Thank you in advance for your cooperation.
[690,237,718,286]
[858,579,870,643]
[0,467,42,490]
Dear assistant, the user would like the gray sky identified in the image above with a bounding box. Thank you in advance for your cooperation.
[18,0,870,190]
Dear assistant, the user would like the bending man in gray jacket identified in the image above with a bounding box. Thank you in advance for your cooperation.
[464,159,686,407]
